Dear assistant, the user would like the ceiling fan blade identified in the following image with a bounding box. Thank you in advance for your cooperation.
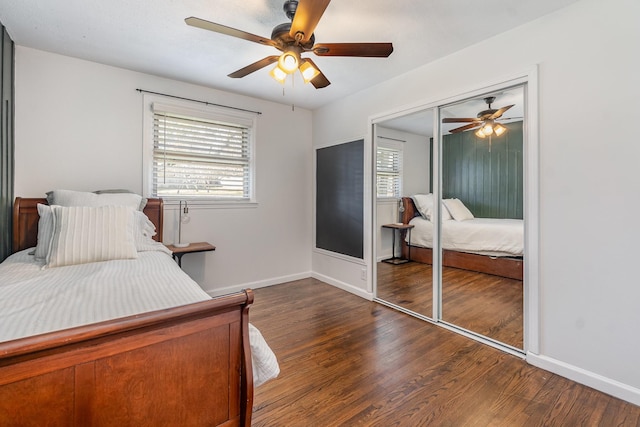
[442,118,481,123]
[489,104,514,119]
[185,17,276,47]
[449,122,482,133]
[228,56,280,78]
[289,0,332,44]
[304,58,331,88]
[312,43,393,57]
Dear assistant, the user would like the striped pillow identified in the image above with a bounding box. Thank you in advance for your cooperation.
[46,205,138,268]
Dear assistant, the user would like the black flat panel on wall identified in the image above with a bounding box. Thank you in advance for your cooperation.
[316,140,364,259]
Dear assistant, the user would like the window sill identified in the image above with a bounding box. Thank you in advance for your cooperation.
[162,200,258,209]
[377,198,401,205]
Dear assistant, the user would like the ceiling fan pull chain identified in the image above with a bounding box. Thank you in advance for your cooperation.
[290,73,296,111]
[291,76,296,111]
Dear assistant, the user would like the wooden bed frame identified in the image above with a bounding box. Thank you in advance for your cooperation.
[400,197,523,281]
[1,197,254,426]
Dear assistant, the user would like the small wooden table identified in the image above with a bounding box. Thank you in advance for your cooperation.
[165,242,216,268]
[381,223,414,265]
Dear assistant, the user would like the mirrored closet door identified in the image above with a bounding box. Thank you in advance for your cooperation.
[439,85,525,350]
[374,83,526,352]
[374,108,435,320]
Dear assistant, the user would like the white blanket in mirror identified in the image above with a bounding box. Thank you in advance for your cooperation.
[408,216,523,257]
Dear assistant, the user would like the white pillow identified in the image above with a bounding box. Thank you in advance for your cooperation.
[94,189,147,211]
[441,204,453,221]
[46,189,143,211]
[411,194,433,219]
[46,205,138,268]
[34,204,55,260]
[132,210,158,249]
[412,194,453,221]
[444,198,475,221]
[426,204,452,221]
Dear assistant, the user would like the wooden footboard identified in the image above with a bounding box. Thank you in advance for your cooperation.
[0,290,254,427]
[400,197,523,280]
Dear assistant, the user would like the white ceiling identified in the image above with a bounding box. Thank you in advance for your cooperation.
[0,0,579,110]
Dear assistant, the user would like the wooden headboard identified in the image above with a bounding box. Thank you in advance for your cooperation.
[12,197,164,253]
[401,197,421,225]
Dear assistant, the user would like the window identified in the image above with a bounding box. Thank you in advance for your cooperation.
[376,146,402,198]
[143,95,256,202]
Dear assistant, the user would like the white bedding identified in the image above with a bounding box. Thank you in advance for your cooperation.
[407,216,523,257]
[0,244,279,386]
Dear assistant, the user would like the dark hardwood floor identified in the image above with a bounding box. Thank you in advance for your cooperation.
[377,261,523,349]
[250,279,640,426]
[376,260,434,317]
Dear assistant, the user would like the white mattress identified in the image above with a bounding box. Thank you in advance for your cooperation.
[408,216,524,257]
[0,245,279,386]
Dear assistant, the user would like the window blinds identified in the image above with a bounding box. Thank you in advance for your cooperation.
[152,111,251,199]
[376,147,402,198]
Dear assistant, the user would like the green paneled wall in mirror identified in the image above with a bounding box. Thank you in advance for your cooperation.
[442,121,523,219]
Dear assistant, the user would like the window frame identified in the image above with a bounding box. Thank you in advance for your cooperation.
[375,140,404,200]
[142,93,257,206]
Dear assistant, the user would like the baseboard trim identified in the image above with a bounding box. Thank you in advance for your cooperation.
[205,271,312,297]
[311,272,374,300]
[206,271,374,301]
[527,352,640,406]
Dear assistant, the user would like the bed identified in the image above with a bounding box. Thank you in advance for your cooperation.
[401,196,524,280]
[0,194,278,426]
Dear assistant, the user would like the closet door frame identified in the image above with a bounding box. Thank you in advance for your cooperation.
[371,67,539,357]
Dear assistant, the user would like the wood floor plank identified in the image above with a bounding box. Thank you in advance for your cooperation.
[250,279,640,426]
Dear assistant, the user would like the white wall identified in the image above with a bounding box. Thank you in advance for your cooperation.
[312,0,640,404]
[14,46,313,295]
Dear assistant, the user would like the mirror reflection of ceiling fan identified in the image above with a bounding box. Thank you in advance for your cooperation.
[185,0,393,89]
[443,96,515,138]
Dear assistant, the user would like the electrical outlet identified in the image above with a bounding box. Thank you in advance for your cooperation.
[361,268,367,280]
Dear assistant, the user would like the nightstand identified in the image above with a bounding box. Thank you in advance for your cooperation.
[165,242,216,268]
[381,223,414,265]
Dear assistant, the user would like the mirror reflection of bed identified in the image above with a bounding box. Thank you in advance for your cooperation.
[375,85,525,351]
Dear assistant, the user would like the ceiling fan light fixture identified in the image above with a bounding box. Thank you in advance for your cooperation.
[481,120,494,136]
[299,60,320,84]
[493,123,507,137]
[278,51,299,74]
[475,128,487,138]
[269,65,287,83]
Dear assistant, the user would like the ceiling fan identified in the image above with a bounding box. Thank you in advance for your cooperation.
[443,96,515,138]
[185,0,393,89]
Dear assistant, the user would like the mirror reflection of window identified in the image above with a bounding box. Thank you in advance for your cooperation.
[376,143,403,200]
